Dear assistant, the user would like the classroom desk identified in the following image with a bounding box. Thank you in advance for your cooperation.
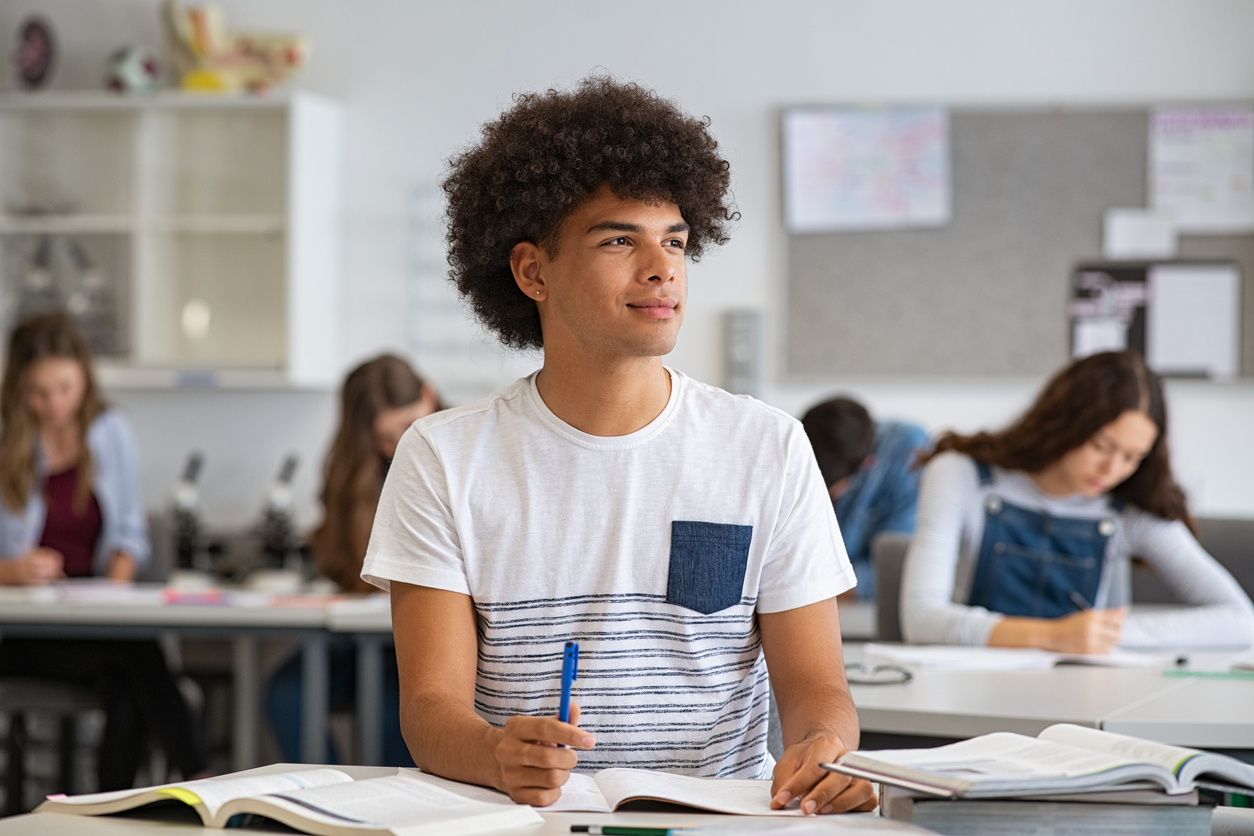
[1103,675,1254,749]
[0,590,334,768]
[844,643,1254,748]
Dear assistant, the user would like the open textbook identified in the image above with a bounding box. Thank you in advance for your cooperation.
[824,723,1254,799]
[862,643,1185,672]
[407,766,797,815]
[37,764,797,833]
[36,768,542,836]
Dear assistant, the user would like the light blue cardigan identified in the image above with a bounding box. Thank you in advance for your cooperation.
[0,409,150,573]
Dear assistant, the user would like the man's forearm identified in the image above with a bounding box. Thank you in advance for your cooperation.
[784,688,861,752]
[401,690,507,791]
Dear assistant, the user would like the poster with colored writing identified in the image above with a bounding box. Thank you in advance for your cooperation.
[783,107,950,233]
[1151,107,1254,233]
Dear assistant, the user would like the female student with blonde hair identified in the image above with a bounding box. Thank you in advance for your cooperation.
[901,350,1254,652]
[265,354,438,764]
[0,312,205,789]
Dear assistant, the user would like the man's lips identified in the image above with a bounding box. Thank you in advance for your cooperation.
[628,298,678,319]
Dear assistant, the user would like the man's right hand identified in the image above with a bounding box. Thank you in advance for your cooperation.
[2,548,64,586]
[1045,607,1126,654]
[493,703,595,805]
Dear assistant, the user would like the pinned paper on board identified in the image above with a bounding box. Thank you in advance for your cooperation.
[1102,208,1178,260]
[1146,263,1241,380]
[1069,261,1241,380]
[1150,108,1254,233]
[782,107,951,233]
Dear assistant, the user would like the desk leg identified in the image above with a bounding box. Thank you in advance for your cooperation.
[232,635,259,771]
[300,632,329,764]
[356,635,384,766]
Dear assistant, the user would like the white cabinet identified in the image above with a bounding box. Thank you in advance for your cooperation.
[0,91,341,388]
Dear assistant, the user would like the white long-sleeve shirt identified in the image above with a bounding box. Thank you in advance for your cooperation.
[900,451,1254,649]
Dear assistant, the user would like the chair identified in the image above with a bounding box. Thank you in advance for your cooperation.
[1131,517,1254,603]
[0,677,98,815]
[872,532,912,643]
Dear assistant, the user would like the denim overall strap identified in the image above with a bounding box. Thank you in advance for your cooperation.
[967,472,1115,619]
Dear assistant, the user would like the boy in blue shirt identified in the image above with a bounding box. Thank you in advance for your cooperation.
[802,397,930,600]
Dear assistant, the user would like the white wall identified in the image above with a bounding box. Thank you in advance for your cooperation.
[4,0,1254,524]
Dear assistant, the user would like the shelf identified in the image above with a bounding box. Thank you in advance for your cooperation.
[0,91,341,388]
[0,215,285,235]
[0,90,295,111]
[0,214,133,234]
[96,363,322,390]
[145,216,285,234]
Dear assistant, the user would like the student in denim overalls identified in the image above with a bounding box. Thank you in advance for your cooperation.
[901,351,1254,653]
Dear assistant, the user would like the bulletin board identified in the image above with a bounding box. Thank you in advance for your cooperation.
[785,108,1254,378]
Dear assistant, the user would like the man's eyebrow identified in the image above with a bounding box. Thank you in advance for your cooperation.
[585,221,691,235]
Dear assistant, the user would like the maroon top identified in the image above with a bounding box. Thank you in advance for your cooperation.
[39,464,103,578]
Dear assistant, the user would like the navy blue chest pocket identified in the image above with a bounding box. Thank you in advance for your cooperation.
[665,520,753,615]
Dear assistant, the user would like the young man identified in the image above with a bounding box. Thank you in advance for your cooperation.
[362,78,874,815]
[801,397,930,600]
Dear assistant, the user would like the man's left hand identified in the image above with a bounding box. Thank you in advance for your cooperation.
[770,733,876,814]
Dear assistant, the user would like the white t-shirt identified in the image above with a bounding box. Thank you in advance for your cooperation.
[362,368,855,778]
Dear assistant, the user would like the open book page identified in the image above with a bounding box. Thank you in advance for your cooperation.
[1039,724,1254,788]
[394,769,519,806]
[37,768,353,818]
[537,772,612,812]
[589,768,800,816]
[185,769,355,818]
[229,772,542,835]
[842,732,1179,795]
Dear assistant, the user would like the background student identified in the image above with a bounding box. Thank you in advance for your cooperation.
[0,312,206,789]
[900,350,1254,652]
[801,396,929,600]
[264,354,438,766]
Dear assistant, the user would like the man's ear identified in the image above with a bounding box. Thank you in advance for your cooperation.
[510,241,546,301]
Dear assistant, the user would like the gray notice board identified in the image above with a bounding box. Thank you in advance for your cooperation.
[786,108,1254,378]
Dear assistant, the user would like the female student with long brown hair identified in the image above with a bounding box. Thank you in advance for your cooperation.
[265,354,438,764]
[0,312,205,789]
[901,350,1254,652]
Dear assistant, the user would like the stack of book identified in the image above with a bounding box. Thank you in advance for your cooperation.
[824,724,1254,836]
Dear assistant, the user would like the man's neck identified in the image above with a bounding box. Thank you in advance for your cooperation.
[535,354,671,437]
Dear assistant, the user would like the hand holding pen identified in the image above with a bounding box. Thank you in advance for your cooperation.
[1044,591,1125,655]
[494,641,594,806]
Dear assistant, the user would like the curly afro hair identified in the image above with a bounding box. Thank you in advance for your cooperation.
[442,76,737,351]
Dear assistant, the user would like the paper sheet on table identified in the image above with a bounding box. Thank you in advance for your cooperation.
[1146,263,1240,379]
[783,107,950,233]
[863,644,1180,671]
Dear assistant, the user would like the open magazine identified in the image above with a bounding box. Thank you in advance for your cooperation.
[823,724,1254,799]
[36,769,541,836]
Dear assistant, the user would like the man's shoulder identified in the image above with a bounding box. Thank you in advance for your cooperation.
[413,377,533,440]
[676,372,803,437]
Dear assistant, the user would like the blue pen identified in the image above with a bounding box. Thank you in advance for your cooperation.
[559,641,580,724]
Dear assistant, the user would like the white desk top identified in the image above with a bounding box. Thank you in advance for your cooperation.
[0,585,345,630]
[1103,675,1254,748]
[844,643,1253,744]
